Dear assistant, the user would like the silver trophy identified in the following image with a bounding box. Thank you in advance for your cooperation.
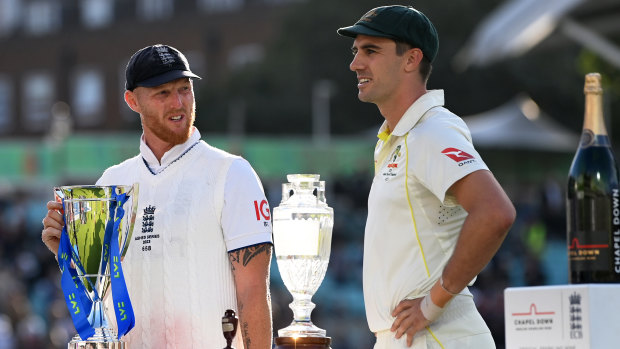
[273,174,334,339]
[54,184,139,349]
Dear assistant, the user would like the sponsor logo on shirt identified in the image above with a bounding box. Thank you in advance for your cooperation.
[254,200,271,227]
[441,147,476,166]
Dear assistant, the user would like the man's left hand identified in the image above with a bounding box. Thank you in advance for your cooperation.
[391,298,431,347]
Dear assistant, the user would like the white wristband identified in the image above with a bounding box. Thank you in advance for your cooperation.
[420,293,444,322]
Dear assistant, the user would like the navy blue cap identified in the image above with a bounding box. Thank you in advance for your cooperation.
[125,44,201,91]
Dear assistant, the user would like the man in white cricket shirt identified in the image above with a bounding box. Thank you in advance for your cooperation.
[42,44,273,348]
[338,6,516,348]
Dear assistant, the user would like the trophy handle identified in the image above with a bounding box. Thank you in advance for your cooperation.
[53,187,64,201]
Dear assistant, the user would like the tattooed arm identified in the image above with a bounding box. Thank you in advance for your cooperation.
[228,243,273,349]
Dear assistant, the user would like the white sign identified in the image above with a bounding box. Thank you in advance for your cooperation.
[504,284,620,349]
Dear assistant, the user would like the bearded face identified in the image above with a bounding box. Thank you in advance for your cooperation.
[132,78,196,147]
[140,98,196,145]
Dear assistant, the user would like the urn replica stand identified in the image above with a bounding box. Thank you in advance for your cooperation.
[274,336,331,349]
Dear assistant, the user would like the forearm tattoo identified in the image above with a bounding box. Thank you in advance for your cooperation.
[238,302,252,348]
[228,243,271,271]
[242,321,251,348]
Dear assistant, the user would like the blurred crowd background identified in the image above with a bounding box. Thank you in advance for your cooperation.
[1,0,619,348]
[0,167,570,348]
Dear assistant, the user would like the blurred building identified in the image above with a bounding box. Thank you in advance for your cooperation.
[0,3,380,348]
[0,0,301,138]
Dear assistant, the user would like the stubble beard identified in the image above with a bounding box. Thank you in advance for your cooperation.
[358,89,376,104]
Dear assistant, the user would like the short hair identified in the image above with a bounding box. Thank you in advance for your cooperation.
[418,57,432,83]
[395,40,432,83]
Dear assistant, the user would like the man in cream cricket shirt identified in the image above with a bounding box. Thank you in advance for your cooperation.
[338,6,516,348]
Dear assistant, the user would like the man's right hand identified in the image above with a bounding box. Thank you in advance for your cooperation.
[42,200,64,256]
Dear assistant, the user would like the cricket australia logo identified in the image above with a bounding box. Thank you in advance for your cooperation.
[390,145,402,164]
[360,9,378,23]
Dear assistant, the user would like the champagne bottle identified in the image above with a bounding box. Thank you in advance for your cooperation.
[567,72,620,283]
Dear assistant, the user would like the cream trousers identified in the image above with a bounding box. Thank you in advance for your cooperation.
[373,294,496,349]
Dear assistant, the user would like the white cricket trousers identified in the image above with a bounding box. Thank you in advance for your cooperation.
[373,294,496,349]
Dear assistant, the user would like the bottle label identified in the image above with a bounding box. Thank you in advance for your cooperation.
[568,231,612,271]
[568,188,620,274]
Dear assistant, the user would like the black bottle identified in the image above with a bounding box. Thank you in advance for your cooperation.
[567,72,620,283]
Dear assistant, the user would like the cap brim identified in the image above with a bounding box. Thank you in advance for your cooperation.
[337,23,398,41]
[137,70,202,88]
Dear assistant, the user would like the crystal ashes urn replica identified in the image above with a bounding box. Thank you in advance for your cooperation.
[54,184,139,349]
[272,174,333,349]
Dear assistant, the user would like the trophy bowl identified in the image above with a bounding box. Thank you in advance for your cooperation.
[54,184,138,348]
[273,174,333,343]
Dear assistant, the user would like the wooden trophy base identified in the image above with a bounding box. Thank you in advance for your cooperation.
[274,336,331,349]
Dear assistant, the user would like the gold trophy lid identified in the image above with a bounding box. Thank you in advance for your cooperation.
[584,73,602,94]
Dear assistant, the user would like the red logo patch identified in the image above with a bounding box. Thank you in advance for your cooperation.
[441,148,474,162]
[253,200,271,220]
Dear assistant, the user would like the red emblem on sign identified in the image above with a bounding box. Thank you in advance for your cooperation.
[441,148,474,162]
[511,303,555,316]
